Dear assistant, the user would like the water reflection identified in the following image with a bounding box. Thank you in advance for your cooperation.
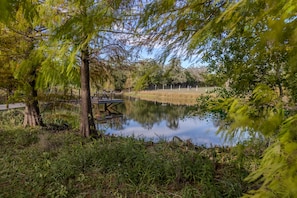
[94,97,230,146]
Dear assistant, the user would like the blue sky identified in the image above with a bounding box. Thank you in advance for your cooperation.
[138,48,206,68]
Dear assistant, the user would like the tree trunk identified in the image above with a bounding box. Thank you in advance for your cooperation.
[23,101,44,127]
[23,73,44,127]
[80,46,96,137]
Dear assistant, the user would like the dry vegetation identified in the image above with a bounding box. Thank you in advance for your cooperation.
[124,87,216,105]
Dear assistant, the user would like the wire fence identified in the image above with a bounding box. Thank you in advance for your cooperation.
[143,85,216,93]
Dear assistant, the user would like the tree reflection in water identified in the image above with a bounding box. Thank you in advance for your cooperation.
[95,97,227,146]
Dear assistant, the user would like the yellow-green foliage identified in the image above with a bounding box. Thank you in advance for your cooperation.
[244,115,297,197]
[201,85,297,197]
[226,85,284,138]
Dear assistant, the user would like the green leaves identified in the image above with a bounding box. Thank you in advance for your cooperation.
[0,0,10,22]
[244,115,297,197]
[194,1,297,192]
[228,85,283,137]
[198,83,297,197]
[252,85,278,106]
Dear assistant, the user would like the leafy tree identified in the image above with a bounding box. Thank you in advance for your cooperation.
[0,0,12,22]
[0,63,18,106]
[130,59,209,91]
[165,58,187,86]
[110,69,126,91]
[140,0,297,196]
[202,73,223,87]
[124,69,134,91]
[0,0,33,22]
[0,3,46,126]
[48,0,138,137]
[132,59,162,90]
[139,0,227,63]
[201,1,290,97]
[184,70,196,86]
[214,1,297,196]
[0,23,20,105]
[0,0,80,126]
[186,66,207,87]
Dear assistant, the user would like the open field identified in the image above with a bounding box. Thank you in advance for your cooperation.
[124,87,217,105]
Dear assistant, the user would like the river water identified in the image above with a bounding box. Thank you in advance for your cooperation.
[95,97,234,147]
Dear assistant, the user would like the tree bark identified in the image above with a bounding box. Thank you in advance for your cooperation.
[23,71,44,127]
[23,101,44,127]
[80,46,96,137]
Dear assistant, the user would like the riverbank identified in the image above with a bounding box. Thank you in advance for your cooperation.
[0,126,263,197]
[124,87,216,105]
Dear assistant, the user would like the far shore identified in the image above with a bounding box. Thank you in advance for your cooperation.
[124,87,216,105]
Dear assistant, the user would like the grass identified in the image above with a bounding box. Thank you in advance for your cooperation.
[0,109,264,197]
[0,128,262,197]
[124,87,217,105]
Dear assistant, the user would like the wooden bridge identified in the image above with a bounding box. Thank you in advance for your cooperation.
[91,96,123,111]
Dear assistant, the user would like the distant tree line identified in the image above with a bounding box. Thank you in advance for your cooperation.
[95,58,217,92]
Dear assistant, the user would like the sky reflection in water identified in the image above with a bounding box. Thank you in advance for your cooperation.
[95,97,236,147]
[105,118,226,146]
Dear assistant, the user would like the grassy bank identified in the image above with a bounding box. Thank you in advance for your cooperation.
[0,127,264,197]
[0,99,265,197]
[124,87,216,105]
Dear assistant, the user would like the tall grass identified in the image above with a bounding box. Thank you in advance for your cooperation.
[0,103,264,197]
[0,126,263,197]
[124,88,216,105]
[41,102,80,129]
[0,103,80,130]
[0,109,24,128]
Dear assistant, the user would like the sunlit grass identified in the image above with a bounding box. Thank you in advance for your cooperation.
[125,87,217,105]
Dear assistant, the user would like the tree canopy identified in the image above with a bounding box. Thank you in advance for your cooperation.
[139,0,297,196]
[1,0,297,196]
[137,1,296,196]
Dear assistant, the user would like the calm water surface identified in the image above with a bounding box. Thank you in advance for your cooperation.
[95,98,232,146]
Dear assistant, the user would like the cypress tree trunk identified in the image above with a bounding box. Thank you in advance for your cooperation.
[23,101,43,127]
[80,46,96,137]
[23,71,44,127]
